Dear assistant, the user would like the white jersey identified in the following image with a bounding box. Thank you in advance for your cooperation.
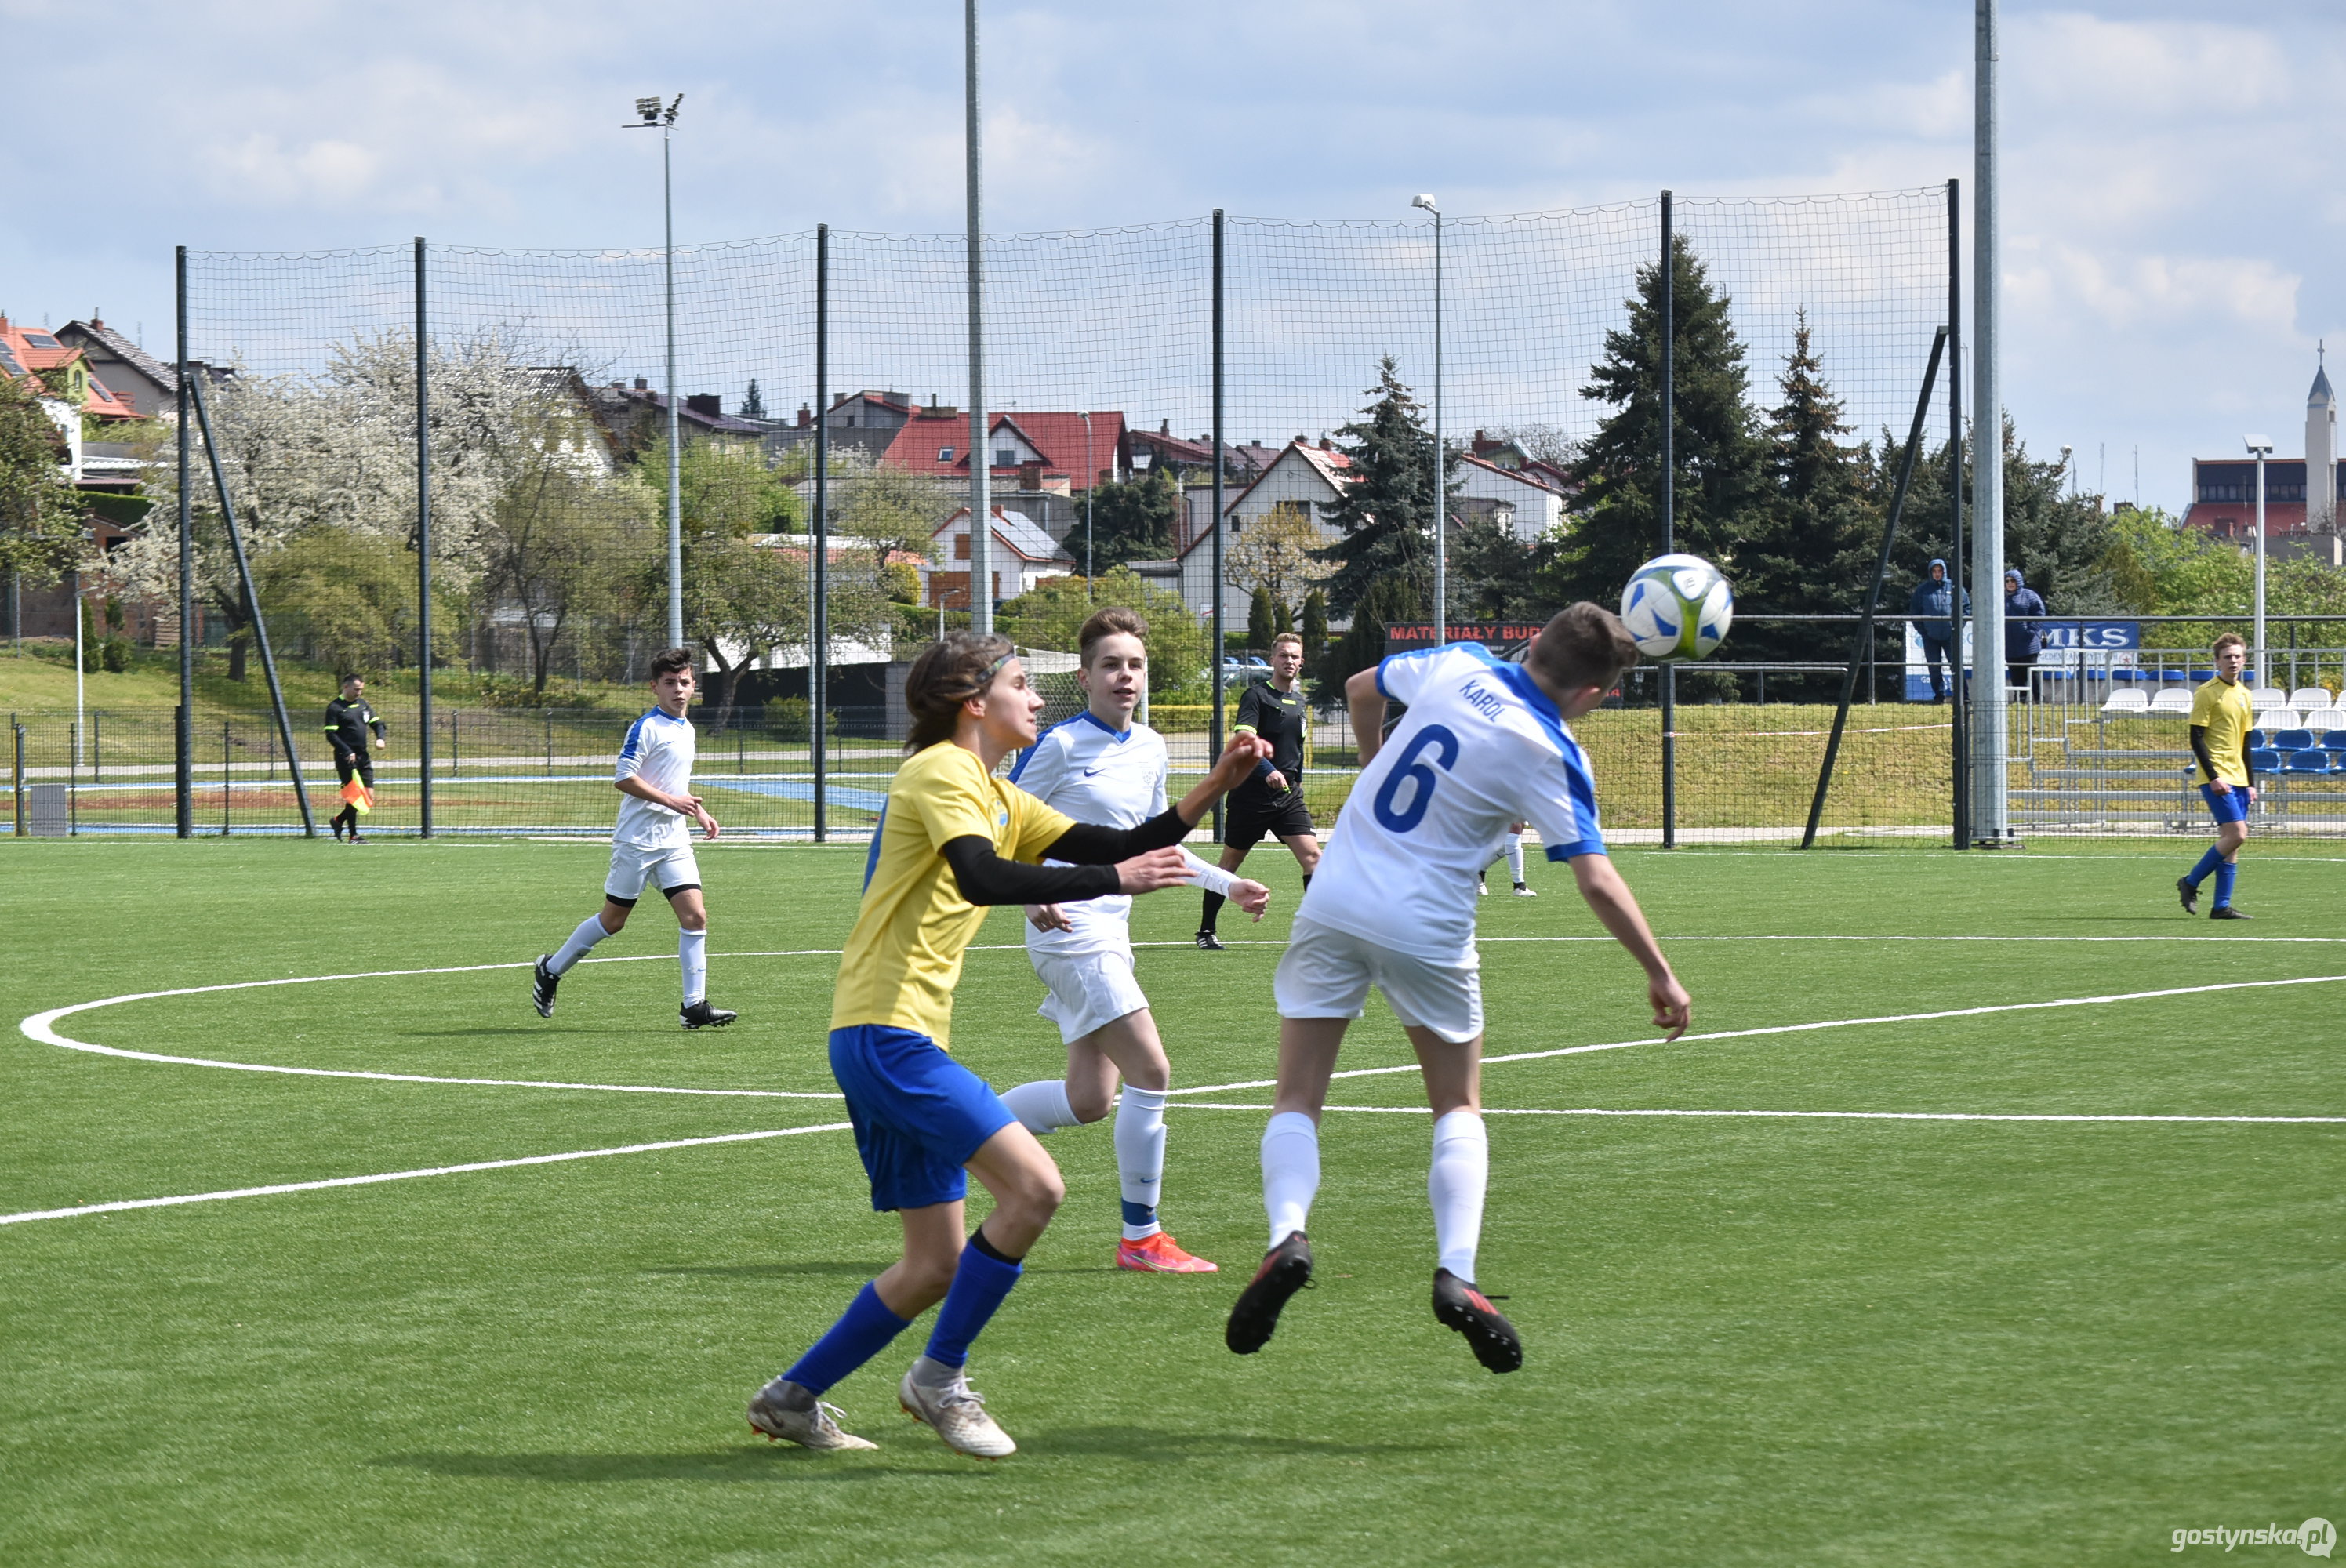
[1298,643,1606,964]
[612,706,697,850]
[1009,710,1235,958]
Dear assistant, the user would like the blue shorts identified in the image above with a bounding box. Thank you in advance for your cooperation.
[2200,782,2250,826]
[828,1025,1015,1213]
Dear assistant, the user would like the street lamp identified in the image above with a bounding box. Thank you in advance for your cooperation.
[2246,434,2272,684]
[1412,193,1445,642]
[1080,411,1095,594]
[626,93,685,650]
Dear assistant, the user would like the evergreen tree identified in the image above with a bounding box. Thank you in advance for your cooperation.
[1084,466,1180,569]
[0,371,87,589]
[1320,356,1453,619]
[1738,313,1881,687]
[740,379,767,421]
[1246,583,1278,648]
[1298,588,1329,658]
[1545,237,1763,607]
[1316,571,1422,690]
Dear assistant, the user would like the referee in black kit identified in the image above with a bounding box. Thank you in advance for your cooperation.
[324,673,386,843]
[1197,632,1321,949]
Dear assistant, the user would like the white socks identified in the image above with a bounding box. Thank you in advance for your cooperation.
[998,1080,1079,1135]
[1261,1111,1320,1247]
[1114,1087,1168,1240]
[1429,1109,1488,1282]
[679,928,706,1006]
[548,913,610,976]
[1505,834,1526,884]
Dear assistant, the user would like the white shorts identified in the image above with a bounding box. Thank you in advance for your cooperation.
[1030,947,1150,1045]
[605,841,701,905]
[1273,918,1484,1044]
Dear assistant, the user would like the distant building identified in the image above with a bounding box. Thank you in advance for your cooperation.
[53,318,179,420]
[925,505,1077,609]
[2180,358,2346,565]
[1172,438,1353,627]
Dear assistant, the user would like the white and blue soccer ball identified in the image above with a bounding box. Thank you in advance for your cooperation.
[1619,553,1734,662]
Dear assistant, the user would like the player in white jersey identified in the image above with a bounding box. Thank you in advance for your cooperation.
[530,648,736,1030]
[1225,603,1691,1373]
[995,607,1271,1273]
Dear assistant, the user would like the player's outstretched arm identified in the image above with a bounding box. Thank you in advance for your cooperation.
[1345,668,1387,765]
[1567,853,1691,1040]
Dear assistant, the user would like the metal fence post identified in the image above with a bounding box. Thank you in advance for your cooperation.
[1660,189,1676,850]
[223,720,232,837]
[813,221,830,843]
[1948,178,1970,849]
[175,244,193,839]
[12,720,23,837]
[1211,208,1226,842]
[416,236,435,840]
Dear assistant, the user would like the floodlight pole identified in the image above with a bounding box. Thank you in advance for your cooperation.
[2249,437,2272,676]
[1971,0,2010,844]
[415,235,434,838]
[965,0,991,634]
[663,116,683,649]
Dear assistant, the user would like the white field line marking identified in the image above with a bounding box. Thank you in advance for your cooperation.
[20,938,2346,1098]
[17,953,855,1099]
[1165,974,2346,1098]
[1170,1102,2346,1126]
[0,1123,854,1228]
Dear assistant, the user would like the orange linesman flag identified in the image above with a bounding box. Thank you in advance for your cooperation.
[340,776,375,815]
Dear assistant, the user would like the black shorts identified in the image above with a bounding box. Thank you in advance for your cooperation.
[334,753,376,789]
[1225,787,1313,849]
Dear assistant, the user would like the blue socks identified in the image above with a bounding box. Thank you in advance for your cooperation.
[2213,860,2238,909]
[782,1282,911,1396]
[923,1229,1023,1370]
[1121,1198,1158,1232]
[2184,845,2224,887]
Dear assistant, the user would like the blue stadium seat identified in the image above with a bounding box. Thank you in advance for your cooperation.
[2270,728,2315,752]
[2285,749,2335,775]
[2324,731,2346,753]
[2247,728,2268,749]
[2250,747,2284,773]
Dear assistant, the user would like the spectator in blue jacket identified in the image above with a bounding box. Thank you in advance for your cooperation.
[1905,559,1970,702]
[2003,568,2046,698]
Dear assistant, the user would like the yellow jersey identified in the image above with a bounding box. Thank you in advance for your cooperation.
[2187,675,2255,786]
[831,741,1075,1047]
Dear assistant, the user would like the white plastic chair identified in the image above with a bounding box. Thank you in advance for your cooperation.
[2261,708,2303,731]
[2250,688,2289,711]
[2101,689,2149,714]
[2146,688,2193,714]
[2290,688,2333,710]
[2300,708,2346,731]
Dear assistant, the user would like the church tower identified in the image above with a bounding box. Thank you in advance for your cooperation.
[2308,347,2337,534]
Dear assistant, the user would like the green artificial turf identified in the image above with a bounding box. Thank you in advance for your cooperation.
[2,838,2341,1566]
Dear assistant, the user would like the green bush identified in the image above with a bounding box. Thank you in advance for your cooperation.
[100,637,130,673]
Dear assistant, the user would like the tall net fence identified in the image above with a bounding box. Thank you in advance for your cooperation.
[27,187,2019,842]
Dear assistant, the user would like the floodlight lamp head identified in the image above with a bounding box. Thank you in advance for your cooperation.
[1411,194,1438,212]
[634,96,663,123]
[666,93,684,124]
[2245,434,2274,456]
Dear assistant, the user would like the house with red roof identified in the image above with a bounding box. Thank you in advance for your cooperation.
[1171,438,1355,627]
[880,408,1128,499]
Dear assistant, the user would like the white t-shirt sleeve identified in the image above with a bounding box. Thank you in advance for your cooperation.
[1008,727,1069,807]
[1515,732,1607,862]
[615,713,654,784]
[1181,848,1237,895]
[1375,644,1462,706]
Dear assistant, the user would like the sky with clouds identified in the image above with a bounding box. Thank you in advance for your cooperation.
[6,0,2341,514]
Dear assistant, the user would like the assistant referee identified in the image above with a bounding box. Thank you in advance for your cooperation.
[324,673,386,843]
[1197,633,1321,949]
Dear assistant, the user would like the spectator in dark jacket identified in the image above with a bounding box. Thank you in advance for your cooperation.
[2003,568,2046,698]
[1905,559,1970,702]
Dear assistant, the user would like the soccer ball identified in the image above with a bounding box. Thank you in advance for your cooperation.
[1619,554,1734,662]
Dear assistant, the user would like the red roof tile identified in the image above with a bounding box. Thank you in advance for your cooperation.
[881,409,1126,491]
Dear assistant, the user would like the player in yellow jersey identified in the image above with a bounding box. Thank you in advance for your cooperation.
[747,631,1269,1458]
[2177,633,2259,920]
